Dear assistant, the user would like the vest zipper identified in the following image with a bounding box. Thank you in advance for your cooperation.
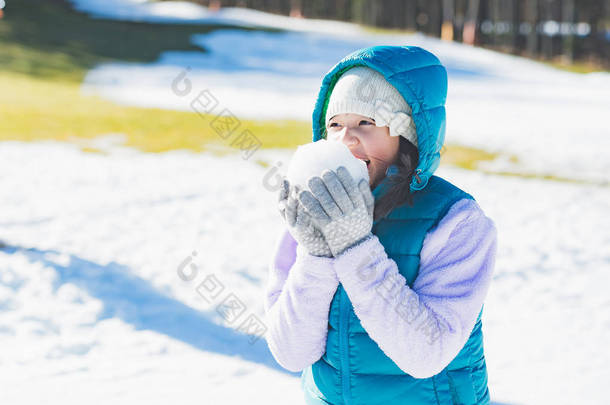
[339,286,352,404]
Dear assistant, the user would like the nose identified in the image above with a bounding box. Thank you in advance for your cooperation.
[338,127,359,147]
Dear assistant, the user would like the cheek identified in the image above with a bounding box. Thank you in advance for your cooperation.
[364,128,398,161]
[367,140,397,165]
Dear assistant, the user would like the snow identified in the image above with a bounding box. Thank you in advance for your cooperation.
[2,1,609,404]
[286,140,369,193]
[1,140,608,404]
[0,141,304,404]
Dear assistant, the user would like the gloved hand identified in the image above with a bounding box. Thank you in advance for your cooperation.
[297,166,375,257]
[278,177,334,258]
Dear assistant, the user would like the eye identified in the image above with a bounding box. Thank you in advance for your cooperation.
[359,120,373,125]
[328,122,340,128]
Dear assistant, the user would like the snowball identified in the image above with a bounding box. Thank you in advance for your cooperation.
[286,139,369,193]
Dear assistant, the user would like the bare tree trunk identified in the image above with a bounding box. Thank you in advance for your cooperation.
[405,0,418,30]
[370,0,383,27]
[525,0,539,57]
[541,0,553,59]
[452,0,465,42]
[588,0,606,67]
[351,0,365,24]
[428,0,442,37]
[463,0,480,45]
[289,0,302,17]
[509,0,520,54]
[441,0,455,40]
[561,0,575,62]
[209,0,221,11]
[335,0,349,21]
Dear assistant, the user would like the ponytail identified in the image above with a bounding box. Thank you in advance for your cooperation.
[373,136,419,222]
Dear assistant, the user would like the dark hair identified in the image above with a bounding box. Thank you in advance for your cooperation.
[373,136,419,222]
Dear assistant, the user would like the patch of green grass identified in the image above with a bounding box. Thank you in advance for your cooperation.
[0,0,308,152]
[440,144,501,170]
[0,71,311,152]
[543,59,609,74]
[440,144,607,186]
[477,169,608,187]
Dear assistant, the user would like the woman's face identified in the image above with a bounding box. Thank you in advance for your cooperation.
[326,113,399,189]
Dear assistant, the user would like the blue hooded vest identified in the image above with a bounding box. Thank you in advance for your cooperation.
[301,46,490,405]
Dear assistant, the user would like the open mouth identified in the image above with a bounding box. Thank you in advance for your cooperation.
[354,155,371,167]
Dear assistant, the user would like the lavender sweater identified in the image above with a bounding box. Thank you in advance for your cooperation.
[263,198,497,378]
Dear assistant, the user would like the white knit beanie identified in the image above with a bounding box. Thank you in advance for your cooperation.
[325,66,418,148]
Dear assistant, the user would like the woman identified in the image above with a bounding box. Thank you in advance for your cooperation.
[264,45,497,405]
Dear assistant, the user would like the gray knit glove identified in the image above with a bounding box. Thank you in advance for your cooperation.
[278,178,333,258]
[297,166,375,257]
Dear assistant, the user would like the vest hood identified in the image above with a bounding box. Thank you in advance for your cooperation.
[311,46,448,193]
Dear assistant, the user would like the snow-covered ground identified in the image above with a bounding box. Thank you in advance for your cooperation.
[1,140,609,405]
[2,1,609,404]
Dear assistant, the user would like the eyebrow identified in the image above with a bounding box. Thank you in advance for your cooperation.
[330,117,376,123]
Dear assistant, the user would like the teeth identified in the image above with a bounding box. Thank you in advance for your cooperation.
[355,157,370,166]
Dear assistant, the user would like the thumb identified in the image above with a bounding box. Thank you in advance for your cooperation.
[358,179,374,218]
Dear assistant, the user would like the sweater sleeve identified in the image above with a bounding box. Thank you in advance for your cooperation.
[263,229,340,372]
[332,198,497,379]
